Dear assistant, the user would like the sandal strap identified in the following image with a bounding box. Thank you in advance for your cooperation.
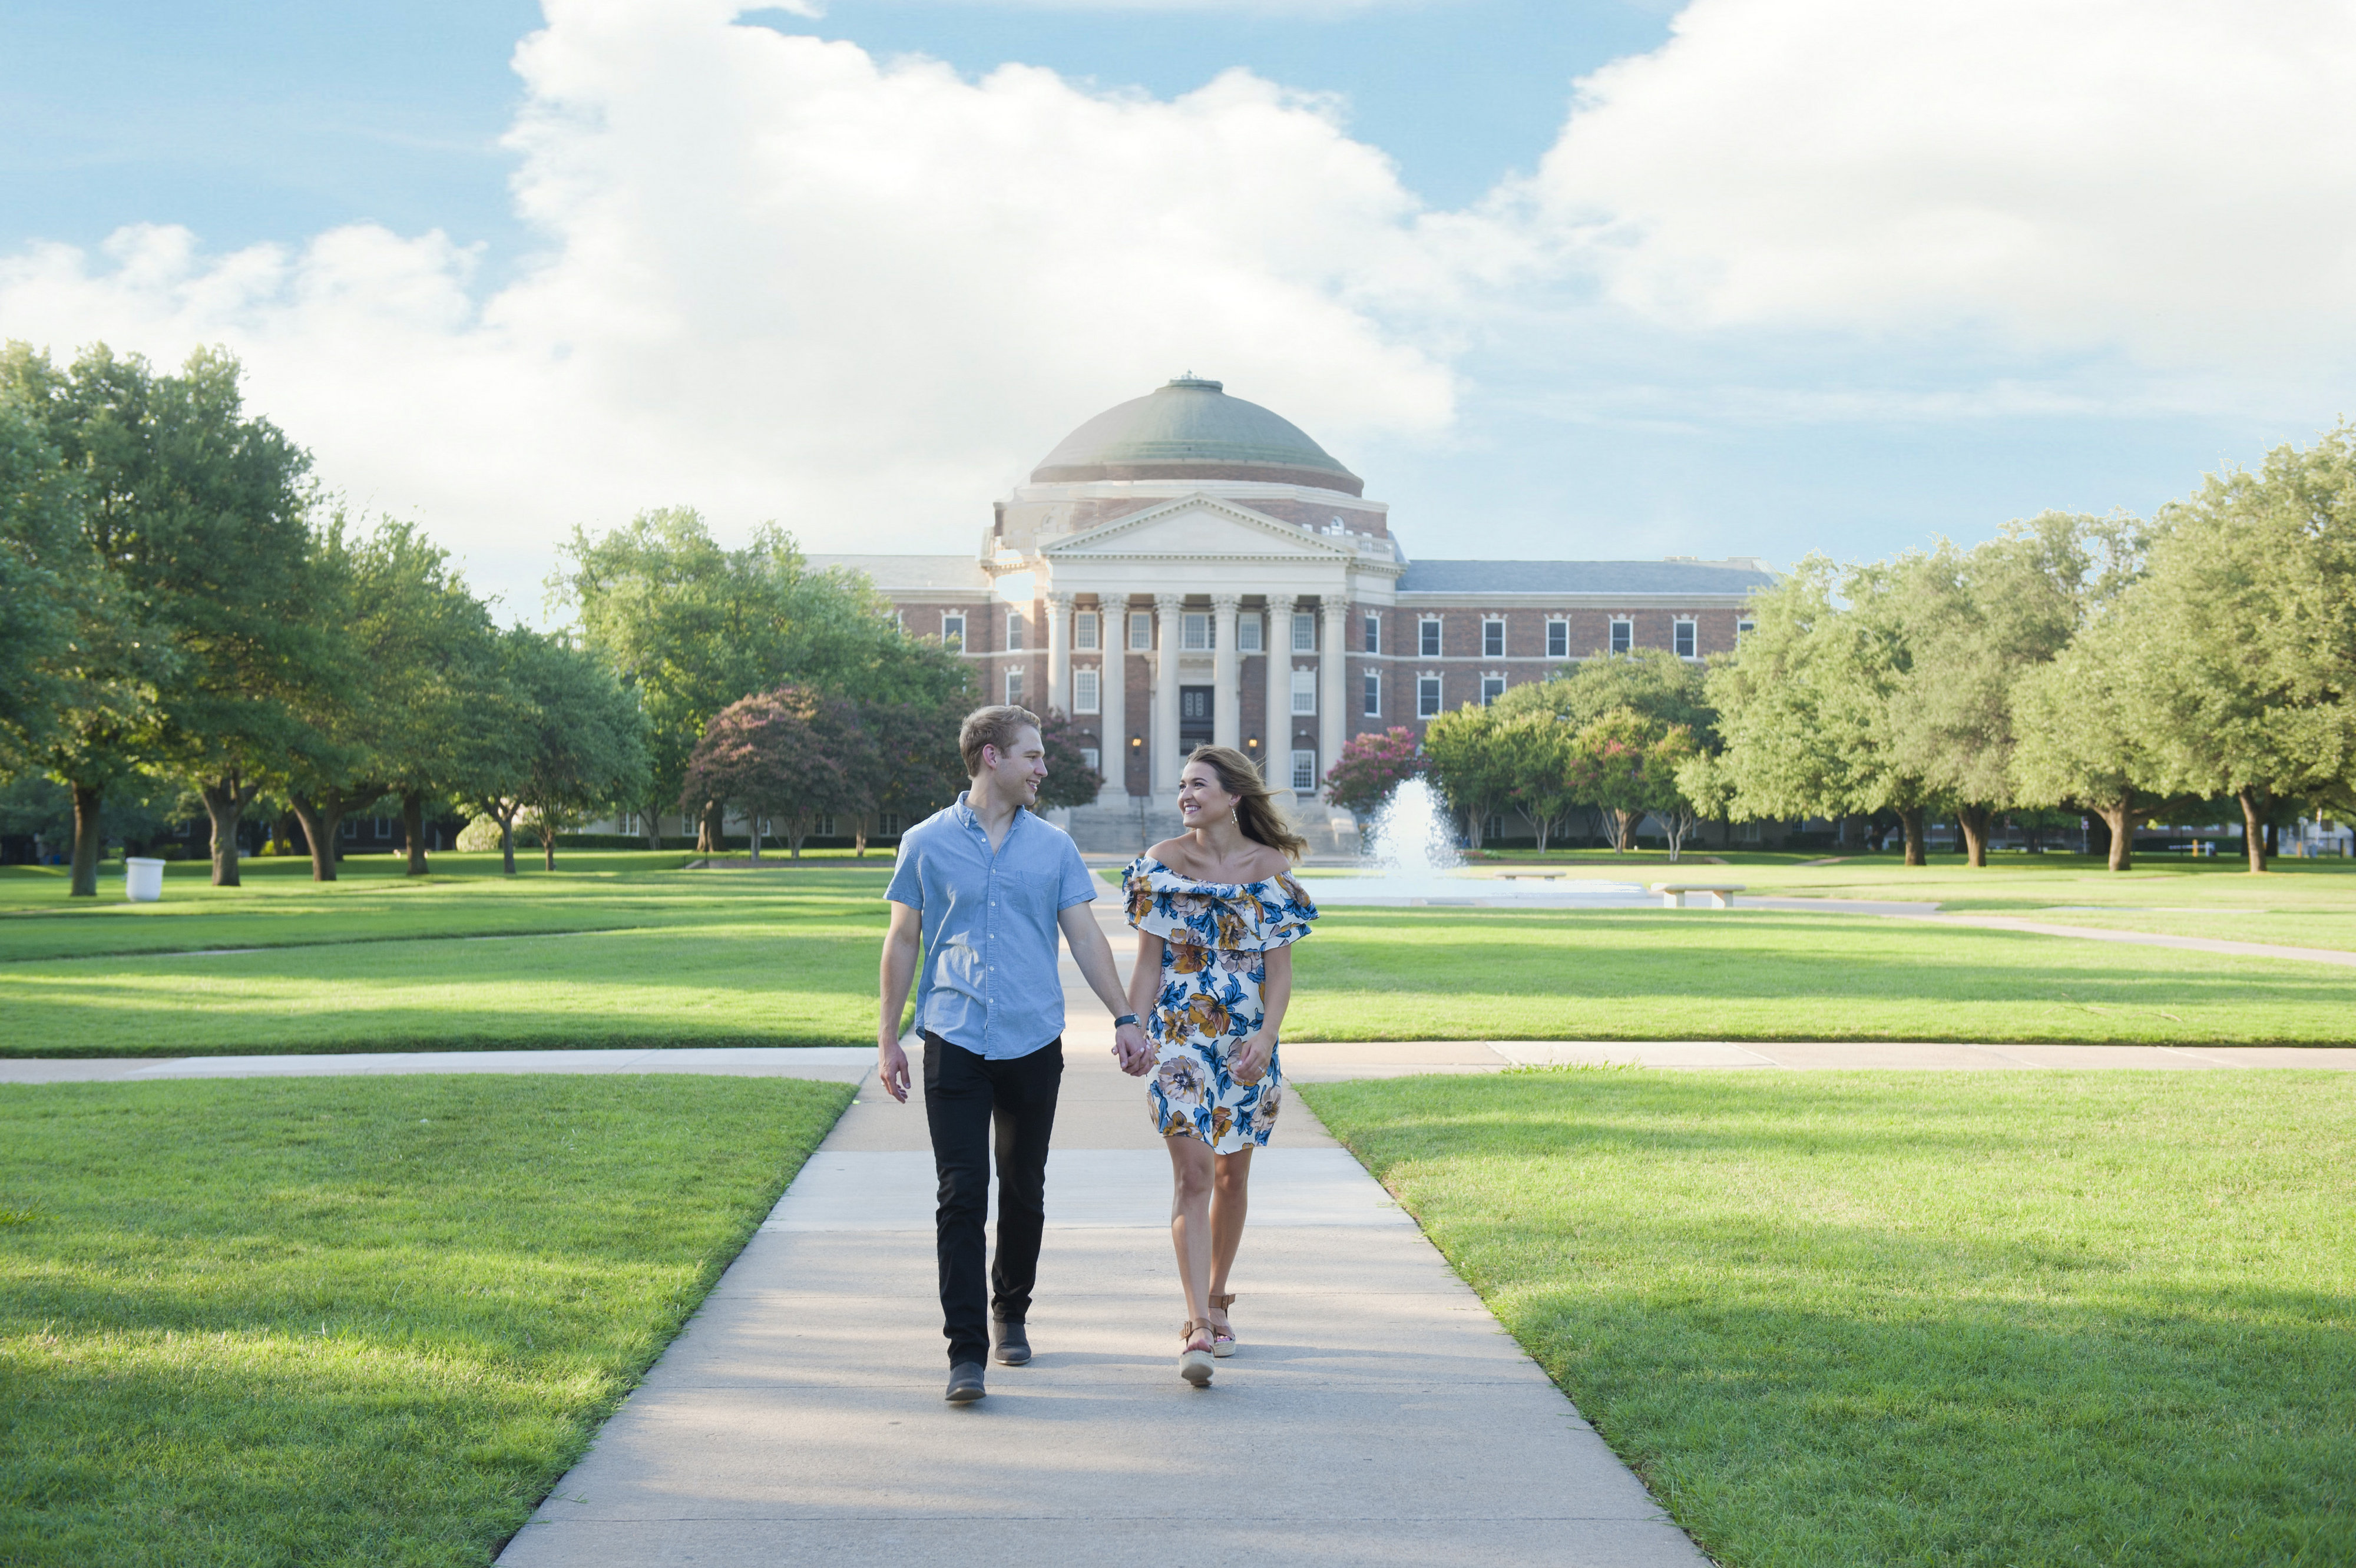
[1210,1294,1237,1310]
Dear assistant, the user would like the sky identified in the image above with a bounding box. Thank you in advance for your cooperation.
[4,0,2353,621]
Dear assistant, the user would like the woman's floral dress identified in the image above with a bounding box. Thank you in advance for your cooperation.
[1124,856,1319,1153]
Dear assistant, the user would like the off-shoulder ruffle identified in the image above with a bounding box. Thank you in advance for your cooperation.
[1122,856,1317,952]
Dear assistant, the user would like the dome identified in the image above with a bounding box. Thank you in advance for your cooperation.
[1030,378,1364,496]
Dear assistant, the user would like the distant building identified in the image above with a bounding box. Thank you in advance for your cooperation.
[812,376,1772,829]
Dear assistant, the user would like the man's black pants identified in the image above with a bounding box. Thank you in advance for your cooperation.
[921,1031,1063,1366]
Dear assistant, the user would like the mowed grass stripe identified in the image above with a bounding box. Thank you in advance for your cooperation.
[0,1074,853,1568]
[1303,1070,2356,1568]
[1,921,885,1056]
[1285,908,2356,1044]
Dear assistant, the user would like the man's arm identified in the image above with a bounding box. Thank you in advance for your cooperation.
[876,900,921,1103]
[1057,902,1152,1074]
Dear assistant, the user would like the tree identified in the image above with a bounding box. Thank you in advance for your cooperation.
[1878,517,2112,866]
[1495,651,1722,855]
[1562,707,1701,854]
[680,685,866,861]
[0,395,88,773]
[1493,714,1578,852]
[1322,726,1427,818]
[2123,431,2356,872]
[1421,703,1517,849]
[849,699,965,854]
[2010,613,2176,872]
[559,509,967,851]
[1034,708,1104,812]
[505,631,650,871]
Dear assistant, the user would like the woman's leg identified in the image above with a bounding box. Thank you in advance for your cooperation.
[1165,1133,1216,1329]
[1206,1147,1252,1328]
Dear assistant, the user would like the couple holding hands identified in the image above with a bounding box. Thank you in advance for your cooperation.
[876,704,1319,1402]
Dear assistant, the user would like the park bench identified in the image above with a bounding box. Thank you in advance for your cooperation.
[1650,882,1745,909]
[1494,871,1563,880]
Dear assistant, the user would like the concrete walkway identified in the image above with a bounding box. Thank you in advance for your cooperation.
[492,903,1709,1568]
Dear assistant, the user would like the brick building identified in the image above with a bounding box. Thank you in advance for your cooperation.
[810,376,1771,834]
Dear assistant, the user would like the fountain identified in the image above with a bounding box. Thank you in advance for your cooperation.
[1296,776,1651,907]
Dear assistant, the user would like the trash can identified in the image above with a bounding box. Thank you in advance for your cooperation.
[125,856,165,903]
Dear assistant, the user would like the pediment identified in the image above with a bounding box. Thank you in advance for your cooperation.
[1043,494,1358,563]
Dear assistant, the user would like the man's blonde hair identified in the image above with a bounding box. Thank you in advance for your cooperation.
[959,704,1041,776]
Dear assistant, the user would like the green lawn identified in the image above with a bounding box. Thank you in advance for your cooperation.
[1,862,895,1057]
[1302,1070,2355,1568]
[0,1073,852,1567]
[1474,849,2356,952]
[1285,908,2356,1045]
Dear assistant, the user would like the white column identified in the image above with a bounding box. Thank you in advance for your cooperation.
[1154,593,1184,795]
[1265,593,1296,793]
[1045,591,1072,716]
[1099,596,1126,801]
[1211,593,1240,753]
[1319,596,1351,803]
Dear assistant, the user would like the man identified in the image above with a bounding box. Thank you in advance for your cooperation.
[879,704,1152,1404]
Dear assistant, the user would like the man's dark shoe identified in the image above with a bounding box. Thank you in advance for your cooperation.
[993,1319,1031,1366]
[945,1361,987,1403]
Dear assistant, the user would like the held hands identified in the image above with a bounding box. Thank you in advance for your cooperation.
[1111,1020,1153,1077]
[1230,1029,1275,1086]
[876,1034,912,1103]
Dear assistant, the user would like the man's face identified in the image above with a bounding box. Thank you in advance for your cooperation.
[982,727,1048,806]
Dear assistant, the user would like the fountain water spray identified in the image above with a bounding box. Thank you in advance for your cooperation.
[1298,774,1650,907]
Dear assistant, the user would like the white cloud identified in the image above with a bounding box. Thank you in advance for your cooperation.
[1521,0,2356,366]
[0,0,1457,611]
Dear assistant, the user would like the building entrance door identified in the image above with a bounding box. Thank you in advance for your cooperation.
[1179,686,1214,752]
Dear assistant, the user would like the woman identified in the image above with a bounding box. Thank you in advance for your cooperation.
[1123,745,1318,1387]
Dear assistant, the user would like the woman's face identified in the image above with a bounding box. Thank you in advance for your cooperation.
[1177,762,1239,829]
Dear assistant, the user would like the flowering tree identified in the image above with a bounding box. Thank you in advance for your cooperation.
[1563,707,1703,856]
[1322,726,1427,817]
[680,684,870,859]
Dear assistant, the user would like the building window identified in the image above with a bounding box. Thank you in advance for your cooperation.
[880,812,902,837]
[1290,668,1317,714]
[815,814,835,837]
[1130,611,1153,650]
[340,819,357,840]
[1483,618,1505,657]
[1074,667,1100,713]
[1674,618,1697,659]
[1006,610,1027,651]
[375,817,392,840]
[1290,749,1318,792]
[1005,668,1024,706]
[1610,618,1633,654]
[1080,747,1100,775]
[1292,611,1316,652]
[1481,674,1505,706]
[1182,612,1211,651]
[942,612,965,650]
[1362,612,1380,654]
[1362,670,1381,717]
[1238,613,1262,653]
[1737,617,1756,642]
[1546,620,1569,659]
[1418,617,1441,657]
[1417,676,1442,718]
[1074,611,1098,651]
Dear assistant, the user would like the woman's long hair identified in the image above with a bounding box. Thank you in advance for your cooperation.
[1186,745,1310,863]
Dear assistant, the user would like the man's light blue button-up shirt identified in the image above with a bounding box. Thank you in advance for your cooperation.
[885,793,1098,1060]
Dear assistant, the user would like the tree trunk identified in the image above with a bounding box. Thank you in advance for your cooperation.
[499,813,517,876]
[2238,787,2269,874]
[199,772,256,887]
[854,818,869,858]
[640,800,663,851]
[697,800,724,854]
[2096,801,2135,871]
[748,812,763,864]
[1955,804,1994,868]
[289,792,343,882]
[399,790,430,876]
[1898,806,1927,866]
[68,780,104,897]
[541,818,557,872]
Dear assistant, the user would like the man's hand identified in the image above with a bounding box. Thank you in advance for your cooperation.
[1230,1029,1274,1086]
[877,1034,912,1103]
[1112,1020,1153,1077]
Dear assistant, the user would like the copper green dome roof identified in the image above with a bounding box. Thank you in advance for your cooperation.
[1030,378,1364,496]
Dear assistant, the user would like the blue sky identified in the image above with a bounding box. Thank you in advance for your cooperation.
[4,1,2348,614]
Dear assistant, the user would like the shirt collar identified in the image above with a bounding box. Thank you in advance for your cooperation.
[952,790,1025,840]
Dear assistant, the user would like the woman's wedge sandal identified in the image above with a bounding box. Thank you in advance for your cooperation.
[1207,1294,1237,1358]
[1179,1321,1215,1387]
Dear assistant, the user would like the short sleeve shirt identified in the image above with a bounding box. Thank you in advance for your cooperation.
[884,793,1100,1059]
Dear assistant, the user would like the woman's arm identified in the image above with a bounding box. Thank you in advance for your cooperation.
[1233,942,1290,1084]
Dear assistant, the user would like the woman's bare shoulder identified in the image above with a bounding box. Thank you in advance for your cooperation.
[1144,838,1194,872]
[1240,844,1292,882]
